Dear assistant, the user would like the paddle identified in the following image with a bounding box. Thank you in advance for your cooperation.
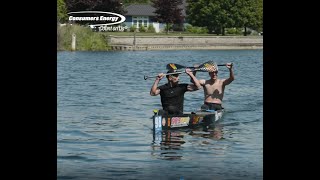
[166,63,193,70]
[166,62,227,71]
[144,61,218,80]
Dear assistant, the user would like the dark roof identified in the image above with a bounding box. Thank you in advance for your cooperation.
[125,4,156,16]
[125,2,187,16]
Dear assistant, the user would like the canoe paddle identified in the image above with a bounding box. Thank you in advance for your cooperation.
[166,62,232,71]
[144,61,219,80]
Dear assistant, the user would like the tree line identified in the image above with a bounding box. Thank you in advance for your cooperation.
[58,0,263,35]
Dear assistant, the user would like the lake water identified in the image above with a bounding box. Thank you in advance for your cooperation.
[57,50,263,180]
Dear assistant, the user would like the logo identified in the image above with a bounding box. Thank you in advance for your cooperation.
[171,117,190,127]
[67,11,128,31]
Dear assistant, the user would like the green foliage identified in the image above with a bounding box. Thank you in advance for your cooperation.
[130,25,137,32]
[187,0,263,35]
[66,0,125,14]
[164,24,173,32]
[57,0,68,23]
[225,28,243,35]
[151,0,184,34]
[57,24,110,51]
[147,25,156,33]
[230,0,263,35]
[139,26,147,32]
[123,0,150,5]
[185,24,208,34]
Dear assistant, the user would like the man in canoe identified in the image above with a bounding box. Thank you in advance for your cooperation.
[150,68,201,115]
[194,62,234,111]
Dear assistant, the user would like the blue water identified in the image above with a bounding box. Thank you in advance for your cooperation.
[57,50,263,180]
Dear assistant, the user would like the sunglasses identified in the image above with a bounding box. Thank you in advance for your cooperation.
[170,74,179,77]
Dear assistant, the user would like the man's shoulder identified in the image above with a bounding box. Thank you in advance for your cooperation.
[158,83,168,89]
[179,83,189,87]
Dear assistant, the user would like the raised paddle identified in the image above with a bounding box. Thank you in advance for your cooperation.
[144,61,219,80]
[166,62,229,71]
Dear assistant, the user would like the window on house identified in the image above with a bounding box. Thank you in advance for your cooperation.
[138,20,142,28]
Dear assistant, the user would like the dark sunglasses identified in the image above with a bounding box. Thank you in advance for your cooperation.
[171,74,179,77]
[209,71,218,74]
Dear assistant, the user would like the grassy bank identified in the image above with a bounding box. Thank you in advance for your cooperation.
[99,32,261,36]
[101,32,219,36]
[57,24,262,51]
[57,24,110,51]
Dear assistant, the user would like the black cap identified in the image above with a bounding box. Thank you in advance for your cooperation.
[166,69,177,78]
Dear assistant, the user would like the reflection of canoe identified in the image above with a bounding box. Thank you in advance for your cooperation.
[152,109,224,132]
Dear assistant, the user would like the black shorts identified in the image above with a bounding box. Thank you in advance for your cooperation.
[201,102,223,111]
[160,105,183,115]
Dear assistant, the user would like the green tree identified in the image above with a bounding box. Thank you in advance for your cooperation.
[250,0,263,32]
[57,0,68,23]
[66,0,125,14]
[187,0,262,35]
[123,0,150,5]
[151,0,184,34]
[187,0,233,35]
[230,0,263,35]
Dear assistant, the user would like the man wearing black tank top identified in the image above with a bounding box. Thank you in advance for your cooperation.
[150,68,201,115]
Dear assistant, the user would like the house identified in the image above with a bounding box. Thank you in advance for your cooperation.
[124,4,160,32]
[124,2,187,33]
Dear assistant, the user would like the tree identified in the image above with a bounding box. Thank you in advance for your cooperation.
[187,0,263,35]
[57,0,68,23]
[249,0,263,33]
[151,0,184,34]
[66,0,125,14]
[187,0,234,35]
[230,0,263,35]
[123,0,150,5]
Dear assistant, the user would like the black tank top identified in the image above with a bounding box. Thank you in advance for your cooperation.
[159,83,188,114]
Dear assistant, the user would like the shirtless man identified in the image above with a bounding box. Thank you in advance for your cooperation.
[198,63,234,111]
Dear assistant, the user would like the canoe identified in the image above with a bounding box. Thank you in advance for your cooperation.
[152,109,224,132]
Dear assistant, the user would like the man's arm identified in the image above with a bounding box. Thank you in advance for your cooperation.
[186,68,202,91]
[190,64,199,83]
[223,63,235,85]
[150,73,164,96]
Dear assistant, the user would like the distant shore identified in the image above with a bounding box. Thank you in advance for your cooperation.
[108,35,263,51]
[58,24,263,51]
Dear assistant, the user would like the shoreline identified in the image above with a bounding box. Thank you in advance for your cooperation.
[108,35,263,51]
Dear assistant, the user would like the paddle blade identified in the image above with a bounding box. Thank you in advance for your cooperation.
[196,61,218,72]
[166,63,187,70]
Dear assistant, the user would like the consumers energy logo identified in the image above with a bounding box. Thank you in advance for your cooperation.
[67,11,127,31]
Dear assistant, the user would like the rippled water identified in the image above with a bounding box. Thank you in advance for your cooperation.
[57,50,263,180]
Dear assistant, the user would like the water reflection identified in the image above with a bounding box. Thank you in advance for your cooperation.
[189,122,224,140]
[152,130,186,160]
[151,123,224,160]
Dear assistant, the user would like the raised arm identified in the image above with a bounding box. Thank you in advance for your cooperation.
[223,63,235,85]
[190,64,200,83]
[150,73,164,96]
[186,68,202,91]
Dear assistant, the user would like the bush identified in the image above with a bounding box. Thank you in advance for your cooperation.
[185,25,208,34]
[172,24,184,31]
[147,25,156,33]
[139,25,147,32]
[164,24,173,32]
[226,28,243,35]
[57,24,110,51]
[130,25,137,32]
